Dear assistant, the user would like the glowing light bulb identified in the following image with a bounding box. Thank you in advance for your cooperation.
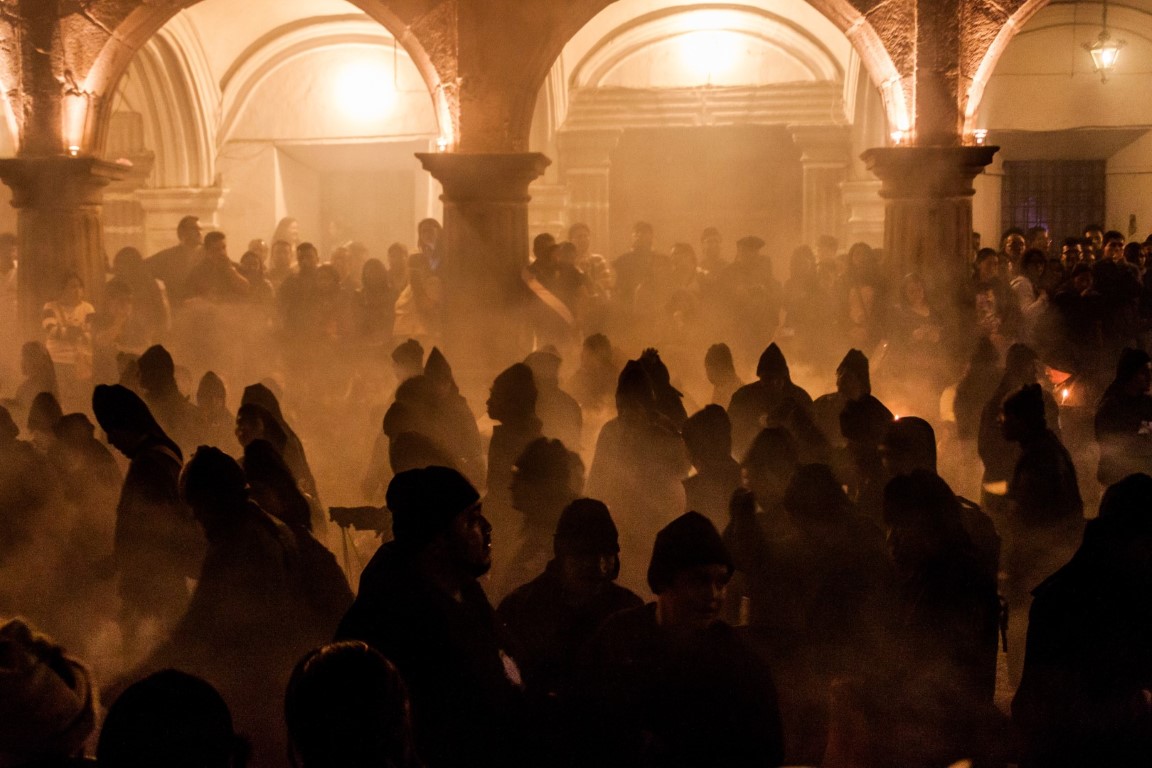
[1061,387,1071,403]
[973,129,988,146]
[436,137,449,153]
[67,145,80,157]
[891,130,908,146]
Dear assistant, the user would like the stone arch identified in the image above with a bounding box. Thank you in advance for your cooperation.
[78,0,452,155]
[113,16,217,188]
[549,0,912,136]
[962,0,1051,134]
[216,16,430,147]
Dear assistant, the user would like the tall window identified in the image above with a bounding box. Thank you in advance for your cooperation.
[1001,160,1105,242]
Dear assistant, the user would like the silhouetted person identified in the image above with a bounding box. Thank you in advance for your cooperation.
[524,348,582,450]
[26,390,62,454]
[0,618,95,768]
[776,464,893,764]
[241,382,321,504]
[499,498,641,703]
[614,221,658,308]
[1013,474,1152,768]
[184,232,250,301]
[704,342,744,409]
[486,363,543,511]
[137,345,204,453]
[586,360,690,592]
[954,336,1002,442]
[1094,347,1152,485]
[280,242,322,337]
[131,447,311,767]
[98,669,247,768]
[195,371,234,452]
[336,467,529,768]
[977,343,1059,502]
[1002,384,1085,682]
[423,348,484,484]
[147,215,202,305]
[713,235,782,364]
[815,349,893,520]
[92,384,200,649]
[881,416,1001,583]
[285,642,421,768]
[242,439,353,634]
[638,348,688,429]
[681,404,741,531]
[578,511,785,767]
[568,333,619,413]
[877,471,1001,768]
[492,437,580,600]
[728,343,819,462]
[13,341,58,411]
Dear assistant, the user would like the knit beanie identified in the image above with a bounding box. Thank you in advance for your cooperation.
[386,466,480,551]
[647,511,734,594]
[0,619,95,767]
[554,499,619,557]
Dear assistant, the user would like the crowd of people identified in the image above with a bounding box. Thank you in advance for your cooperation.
[2,210,1152,768]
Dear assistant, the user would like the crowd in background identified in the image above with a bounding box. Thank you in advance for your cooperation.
[2,210,1152,768]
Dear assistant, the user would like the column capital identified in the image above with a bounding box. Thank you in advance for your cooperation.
[0,157,129,209]
[416,152,552,203]
[789,124,851,165]
[861,146,999,199]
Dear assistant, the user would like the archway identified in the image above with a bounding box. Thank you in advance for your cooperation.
[105,2,441,258]
[970,0,1152,244]
[529,1,894,257]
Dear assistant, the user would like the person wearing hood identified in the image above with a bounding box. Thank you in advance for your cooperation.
[336,467,531,768]
[524,348,582,450]
[680,405,741,532]
[127,446,312,767]
[423,347,484,484]
[577,511,784,767]
[195,371,234,453]
[240,382,321,506]
[486,363,543,513]
[92,384,202,650]
[728,343,822,462]
[586,360,690,593]
[704,342,744,410]
[1013,473,1152,768]
[813,349,893,520]
[1001,383,1085,684]
[137,345,205,453]
[1094,347,1152,486]
[638,348,687,429]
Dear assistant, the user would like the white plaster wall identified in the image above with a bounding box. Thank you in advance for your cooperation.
[973,158,1004,249]
[1107,131,1152,236]
[216,143,278,245]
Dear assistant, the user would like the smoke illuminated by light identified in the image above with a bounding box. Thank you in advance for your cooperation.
[334,60,397,122]
[676,30,739,83]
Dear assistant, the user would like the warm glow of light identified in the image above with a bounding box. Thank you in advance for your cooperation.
[1061,387,1071,403]
[436,136,449,153]
[973,129,988,146]
[1084,29,1125,82]
[677,30,739,82]
[334,60,396,122]
[67,145,80,157]
[891,130,909,146]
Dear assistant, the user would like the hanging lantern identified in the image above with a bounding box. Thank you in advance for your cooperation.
[1083,0,1125,82]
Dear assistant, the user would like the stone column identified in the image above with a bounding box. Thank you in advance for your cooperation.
[136,187,226,256]
[861,145,998,308]
[840,180,885,248]
[790,125,851,248]
[0,157,128,339]
[557,129,621,255]
[416,152,551,381]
